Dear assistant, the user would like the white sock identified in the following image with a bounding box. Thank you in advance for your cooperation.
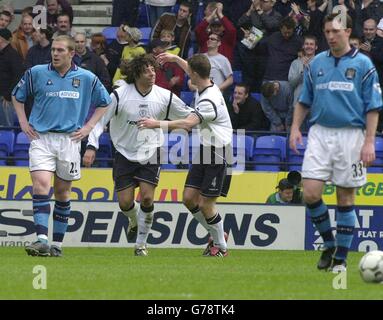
[51,241,62,249]
[122,201,138,227]
[136,204,154,246]
[190,206,210,232]
[206,213,227,252]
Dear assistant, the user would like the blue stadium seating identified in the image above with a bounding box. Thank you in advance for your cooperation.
[139,27,152,46]
[0,130,15,155]
[0,130,15,165]
[287,136,307,171]
[96,132,113,167]
[13,132,30,166]
[369,137,383,172]
[180,91,194,106]
[250,92,261,102]
[252,135,287,171]
[232,70,242,84]
[102,26,118,44]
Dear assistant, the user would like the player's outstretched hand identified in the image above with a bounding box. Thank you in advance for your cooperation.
[289,127,302,154]
[156,52,177,65]
[361,140,375,167]
[83,149,96,167]
[20,121,39,140]
[138,118,160,129]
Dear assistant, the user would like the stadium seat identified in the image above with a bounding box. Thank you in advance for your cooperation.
[232,134,254,161]
[252,135,287,171]
[287,136,307,171]
[13,132,30,166]
[0,150,7,166]
[96,132,112,167]
[14,132,30,152]
[139,27,152,46]
[250,92,261,102]
[102,26,118,44]
[14,150,29,166]
[369,137,383,172]
[180,91,194,106]
[0,130,15,155]
[255,135,287,159]
[232,70,242,84]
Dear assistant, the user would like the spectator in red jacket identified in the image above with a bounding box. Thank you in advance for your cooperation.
[150,39,184,96]
[195,2,236,63]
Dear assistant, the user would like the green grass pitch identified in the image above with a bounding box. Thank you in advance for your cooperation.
[1,247,382,300]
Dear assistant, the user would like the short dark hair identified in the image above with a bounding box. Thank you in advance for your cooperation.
[261,82,276,98]
[235,83,250,94]
[39,26,54,41]
[304,34,317,45]
[280,16,296,30]
[187,54,211,79]
[179,1,192,13]
[323,13,353,29]
[277,178,294,191]
[0,10,12,18]
[120,54,158,84]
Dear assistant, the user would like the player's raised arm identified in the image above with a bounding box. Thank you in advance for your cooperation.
[156,52,190,76]
[138,113,200,131]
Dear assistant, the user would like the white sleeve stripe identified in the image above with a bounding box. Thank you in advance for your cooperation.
[362,67,376,83]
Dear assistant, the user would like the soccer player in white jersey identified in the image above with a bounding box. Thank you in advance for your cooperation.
[140,53,233,257]
[12,35,112,257]
[83,54,193,256]
[290,14,383,272]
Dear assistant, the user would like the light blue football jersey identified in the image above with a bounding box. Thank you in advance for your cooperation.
[13,63,111,133]
[299,48,382,128]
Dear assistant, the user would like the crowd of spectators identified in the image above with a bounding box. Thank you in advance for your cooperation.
[1,0,383,132]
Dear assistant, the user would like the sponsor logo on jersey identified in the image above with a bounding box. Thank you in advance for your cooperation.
[45,91,80,99]
[316,81,354,91]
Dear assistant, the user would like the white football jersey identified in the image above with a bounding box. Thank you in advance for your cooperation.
[192,83,233,147]
[88,83,192,162]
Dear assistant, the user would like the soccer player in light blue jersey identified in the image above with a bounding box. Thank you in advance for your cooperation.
[12,35,112,257]
[290,13,383,273]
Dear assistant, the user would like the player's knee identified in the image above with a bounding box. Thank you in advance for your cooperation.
[182,196,196,210]
[303,192,321,205]
[118,200,134,212]
[54,188,71,201]
[140,194,153,207]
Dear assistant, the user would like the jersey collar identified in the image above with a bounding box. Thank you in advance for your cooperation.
[48,62,79,77]
[198,81,214,95]
[326,46,358,58]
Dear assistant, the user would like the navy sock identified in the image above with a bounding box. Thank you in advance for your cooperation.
[335,206,356,261]
[307,199,335,248]
[52,200,71,243]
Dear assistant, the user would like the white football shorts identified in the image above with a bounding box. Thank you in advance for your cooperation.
[302,124,366,188]
[29,132,81,181]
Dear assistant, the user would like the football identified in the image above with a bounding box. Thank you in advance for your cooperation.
[359,250,383,283]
